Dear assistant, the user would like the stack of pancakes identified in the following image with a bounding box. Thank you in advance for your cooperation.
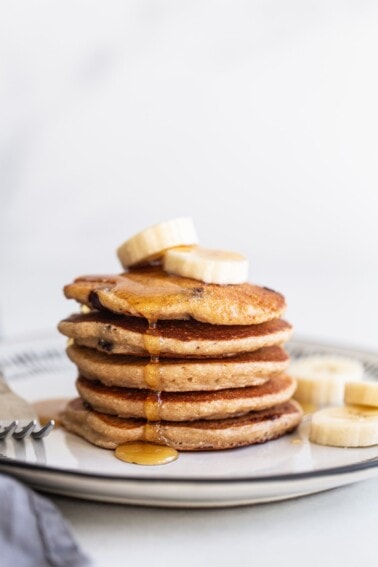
[58,267,302,451]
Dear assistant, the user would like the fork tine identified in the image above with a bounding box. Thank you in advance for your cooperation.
[31,420,55,439]
[13,420,37,440]
[0,421,18,440]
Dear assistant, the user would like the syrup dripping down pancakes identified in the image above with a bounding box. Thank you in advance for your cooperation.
[58,267,302,452]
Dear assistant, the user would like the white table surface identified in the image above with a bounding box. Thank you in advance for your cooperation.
[51,476,378,567]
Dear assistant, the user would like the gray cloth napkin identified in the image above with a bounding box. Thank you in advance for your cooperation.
[0,474,90,567]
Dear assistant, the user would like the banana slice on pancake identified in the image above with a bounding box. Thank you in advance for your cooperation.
[164,246,249,284]
[117,217,198,268]
[310,405,378,447]
[290,355,364,406]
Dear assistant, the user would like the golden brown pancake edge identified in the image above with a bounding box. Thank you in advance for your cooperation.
[62,398,303,451]
[75,374,297,421]
[66,344,289,391]
[63,267,286,325]
[58,313,292,357]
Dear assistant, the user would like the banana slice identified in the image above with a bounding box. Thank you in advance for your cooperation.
[290,355,364,406]
[345,381,378,408]
[117,218,198,268]
[163,246,249,284]
[310,405,378,447]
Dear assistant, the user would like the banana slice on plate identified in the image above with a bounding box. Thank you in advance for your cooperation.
[290,355,364,406]
[345,381,378,408]
[117,218,198,268]
[163,246,249,284]
[310,405,378,447]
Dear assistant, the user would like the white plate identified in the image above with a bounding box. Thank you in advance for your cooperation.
[0,333,378,508]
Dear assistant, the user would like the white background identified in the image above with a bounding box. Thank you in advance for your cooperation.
[1,1,377,348]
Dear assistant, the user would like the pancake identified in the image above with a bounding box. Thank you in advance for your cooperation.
[76,374,297,421]
[58,312,292,357]
[63,398,303,450]
[63,266,286,325]
[67,344,289,391]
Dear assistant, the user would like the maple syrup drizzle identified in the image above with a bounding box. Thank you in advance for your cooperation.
[145,392,162,421]
[115,442,178,466]
[144,422,158,443]
[31,398,71,427]
[114,318,176,466]
[144,357,161,390]
[142,319,162,420]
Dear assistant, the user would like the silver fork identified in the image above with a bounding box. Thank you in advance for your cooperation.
[0,372,54,440]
